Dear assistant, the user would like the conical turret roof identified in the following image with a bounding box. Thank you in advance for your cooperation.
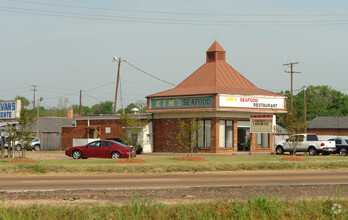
[147,41,280,98]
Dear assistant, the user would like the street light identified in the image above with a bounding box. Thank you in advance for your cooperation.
[112,56,121,114]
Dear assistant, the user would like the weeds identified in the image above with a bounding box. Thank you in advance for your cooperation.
[1,197,345,220]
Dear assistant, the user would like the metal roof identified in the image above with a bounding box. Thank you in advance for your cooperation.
[147,41,282,98]
[32,117,76,133]
[308,116,348,129]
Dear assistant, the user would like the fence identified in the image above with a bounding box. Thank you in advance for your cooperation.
[40,133,61,151]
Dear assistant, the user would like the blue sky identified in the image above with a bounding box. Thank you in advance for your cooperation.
[1,0,348,110]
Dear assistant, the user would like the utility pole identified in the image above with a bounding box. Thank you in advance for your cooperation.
[79,90,82,115]
[283,62,301,111]
[31,85,38,117]
[304,86,307,133]
[113,57,121,114]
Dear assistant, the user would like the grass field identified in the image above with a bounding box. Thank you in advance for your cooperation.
[0,152,347,175]
[0,197,346,220]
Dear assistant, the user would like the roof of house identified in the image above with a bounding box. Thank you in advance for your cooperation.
[147,41,282,98]
[308,116,348,129]
[32,117,76,133]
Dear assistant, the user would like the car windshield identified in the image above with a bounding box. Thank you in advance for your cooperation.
[109,140,128,147]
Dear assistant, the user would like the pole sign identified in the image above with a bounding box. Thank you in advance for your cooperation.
[250,115,276,133]
[0,100,21,119]
[219,95,284,109]
[150,96,213,109]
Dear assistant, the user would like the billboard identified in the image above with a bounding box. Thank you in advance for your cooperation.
[0,100,21,120]
[250,115,276,133]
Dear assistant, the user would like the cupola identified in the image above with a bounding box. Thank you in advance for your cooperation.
[206,40,226,62]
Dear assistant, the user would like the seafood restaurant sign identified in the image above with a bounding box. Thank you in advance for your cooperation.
[0,100,21,119]
[150,96,213,109]
[219,95,285,109]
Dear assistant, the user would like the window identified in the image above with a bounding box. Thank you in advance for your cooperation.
[219,120,233,148]
[88,142,100,147]
[307,135,318,141]
[100,141,112,147]
[255,133,269,148]
[195,119,211,148]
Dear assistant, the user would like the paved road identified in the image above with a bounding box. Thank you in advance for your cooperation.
[1,170,348,192]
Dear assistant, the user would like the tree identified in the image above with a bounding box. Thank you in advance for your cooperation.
[280,85,348,121]
[119,112,151,158]
[176,116,202,157]
[117,101,147,114]
[277,108,306,156]
[6,103,36,158]
[71,104,93,116]
[92,101,113,115]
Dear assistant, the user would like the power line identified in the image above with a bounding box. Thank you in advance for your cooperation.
[122,60,176,86]
[9,0,348,17]
[3,6,348,24]
[2,7,348,26]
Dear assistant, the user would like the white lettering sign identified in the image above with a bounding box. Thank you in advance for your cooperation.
[219,95,284,109]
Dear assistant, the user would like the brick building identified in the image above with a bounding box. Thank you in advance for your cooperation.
[61,114,152,152]
[146,41,286,153]
[307,116,348,139]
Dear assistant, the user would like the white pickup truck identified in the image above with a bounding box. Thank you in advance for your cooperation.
[275,134,336,156]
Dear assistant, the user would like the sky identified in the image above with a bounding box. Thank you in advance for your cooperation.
[1,0,348,111]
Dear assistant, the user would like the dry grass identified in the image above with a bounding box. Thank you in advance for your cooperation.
[281,157,308,161]
[177,157,207,161]
[117,158,146,163]
[7,158,38,163]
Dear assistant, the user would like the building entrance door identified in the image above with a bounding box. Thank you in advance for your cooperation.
[237,128,250,151]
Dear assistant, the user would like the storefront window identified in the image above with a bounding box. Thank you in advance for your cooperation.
[196,119,211,148]
[255,133,269,148]
[219,120,233,148]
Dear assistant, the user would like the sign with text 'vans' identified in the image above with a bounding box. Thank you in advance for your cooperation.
[0,100,21,119]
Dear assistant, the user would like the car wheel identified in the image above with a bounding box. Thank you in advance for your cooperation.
[111,152,121,159]
[72,150,82,159]
[136,147,143,154]
[15,145,22,151]
[34,144,40,151]
[276,146,284,155]
[308,147,317,156]
[340,148,347,156]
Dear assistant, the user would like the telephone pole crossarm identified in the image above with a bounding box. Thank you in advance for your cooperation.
[283,62,301,111]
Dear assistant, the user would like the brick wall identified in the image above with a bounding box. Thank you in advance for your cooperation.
[307,129,348,136]
[61,119,125,150]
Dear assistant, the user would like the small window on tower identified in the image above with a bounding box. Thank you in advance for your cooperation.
[207,53,215,61]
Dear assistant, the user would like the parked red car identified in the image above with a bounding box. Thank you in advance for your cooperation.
[65,140,136,159]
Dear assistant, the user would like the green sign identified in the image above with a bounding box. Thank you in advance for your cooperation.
[150,96,213,109]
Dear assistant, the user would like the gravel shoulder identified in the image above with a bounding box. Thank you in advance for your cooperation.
[1,184,347,205]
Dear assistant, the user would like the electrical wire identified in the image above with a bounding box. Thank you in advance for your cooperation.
[122,60,176,86]
[84,93,103,103]
[2,7,348,26]
[83,82,115,92]
[9,0,348,17]
[3,6,348,24]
